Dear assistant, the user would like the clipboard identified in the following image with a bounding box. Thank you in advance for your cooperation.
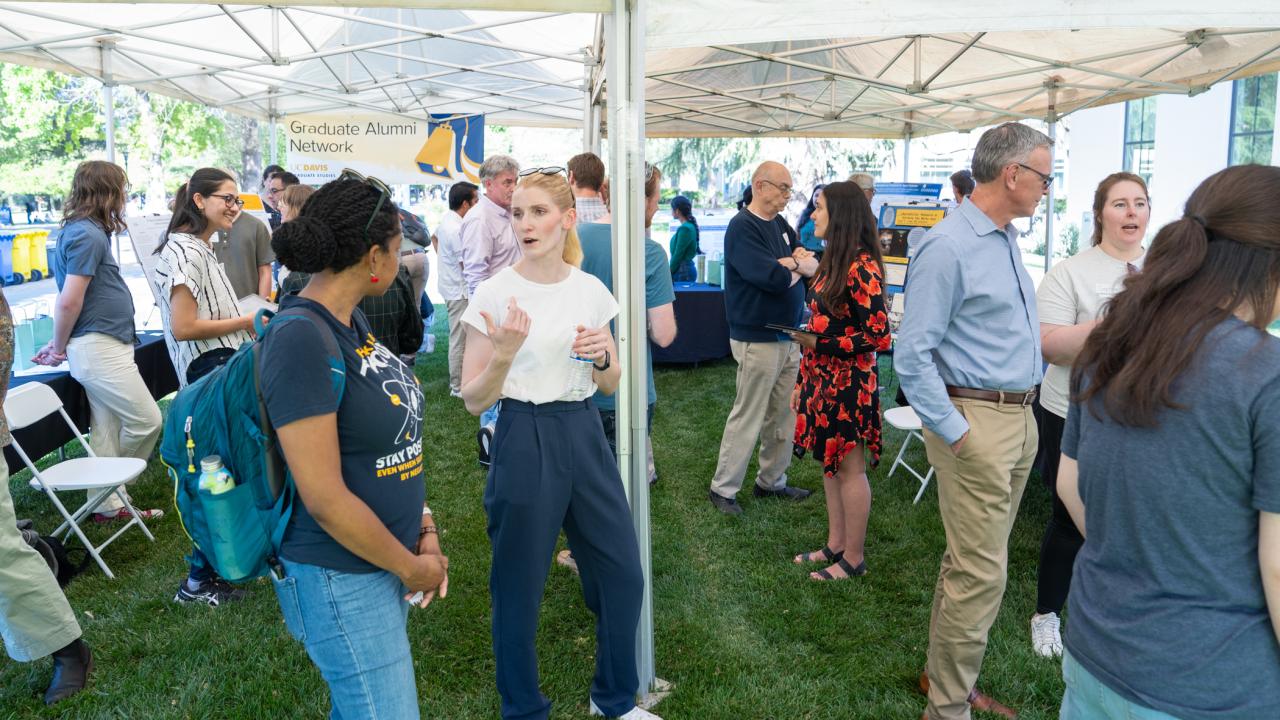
[764,323,833,339]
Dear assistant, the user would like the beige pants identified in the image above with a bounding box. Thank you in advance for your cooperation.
[401,251,428,307]
[921,398,1037,720]
[709,340,800,498]
[446,298,469,393]
[0,459,81,661]
[66,333,163,513]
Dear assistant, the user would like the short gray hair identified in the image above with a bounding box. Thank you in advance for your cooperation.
[848,172,875,191]
[479,154,520,181]
[970,122,1053,183]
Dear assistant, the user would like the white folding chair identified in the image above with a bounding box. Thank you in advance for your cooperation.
[4,382,154,579]
[883,405,935,504]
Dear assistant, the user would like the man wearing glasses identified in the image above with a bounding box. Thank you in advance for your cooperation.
[460,154,520,463]
[708,161,818,515]
[263,171,300,231]
[896,122,1051,720]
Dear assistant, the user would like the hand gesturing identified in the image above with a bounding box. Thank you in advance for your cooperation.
[479,297,531,361]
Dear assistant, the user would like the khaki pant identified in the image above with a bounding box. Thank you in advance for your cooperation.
[922,398,1037,720]
[401,251,428,308]
[709,340,800,498]
[66,333,163,513]
[0,459,81,661]
[446,298,469,394]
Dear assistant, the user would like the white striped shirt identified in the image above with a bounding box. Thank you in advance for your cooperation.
[153,232,252,386]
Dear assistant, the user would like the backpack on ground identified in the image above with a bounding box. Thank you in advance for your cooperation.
[159,306,345,583]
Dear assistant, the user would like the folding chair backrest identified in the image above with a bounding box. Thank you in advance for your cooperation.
[3,382,63,430]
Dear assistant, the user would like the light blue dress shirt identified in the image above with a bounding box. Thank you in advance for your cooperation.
[896,199,1042,444]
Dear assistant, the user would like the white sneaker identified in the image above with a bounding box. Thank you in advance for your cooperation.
[1030,612,1063,658]
[589,700,662,719]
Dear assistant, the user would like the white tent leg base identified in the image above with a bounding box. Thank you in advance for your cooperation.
[638,678,673,711]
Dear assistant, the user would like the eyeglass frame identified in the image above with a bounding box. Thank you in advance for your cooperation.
[207,193,245,208]
[757,178,798,199]
[338,168,393,247]
[1014,163,1053,190]
[518,166,565,178]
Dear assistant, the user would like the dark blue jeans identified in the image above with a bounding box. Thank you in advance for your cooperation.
[671,261,697,283]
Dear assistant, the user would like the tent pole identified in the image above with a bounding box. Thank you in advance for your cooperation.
[1044,81,1059,272]
[608,0,660,703]
[583,56,594,153]
[269,89,279,166]
[902,125,911,183]
[100,39,116,163]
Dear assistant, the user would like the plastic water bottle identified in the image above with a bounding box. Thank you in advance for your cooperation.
[198,455,235,495]
[566,329,596,397]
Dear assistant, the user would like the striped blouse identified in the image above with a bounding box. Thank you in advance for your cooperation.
[153,232,252,386]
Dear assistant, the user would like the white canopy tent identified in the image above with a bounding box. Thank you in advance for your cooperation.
[4,0,1280,705]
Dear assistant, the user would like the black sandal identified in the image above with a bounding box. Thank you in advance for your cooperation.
[810,557,867,581]
[794,545,843,565]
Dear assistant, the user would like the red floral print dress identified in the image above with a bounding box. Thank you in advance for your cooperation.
[793,251,892,477]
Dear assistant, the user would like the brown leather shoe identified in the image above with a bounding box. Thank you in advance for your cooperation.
[916,671,1018,719]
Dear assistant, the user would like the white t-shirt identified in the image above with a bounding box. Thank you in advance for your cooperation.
[462,265,618,404]
[1036,245,1144,418]
[153,232,253,386]
[435,210,467,302]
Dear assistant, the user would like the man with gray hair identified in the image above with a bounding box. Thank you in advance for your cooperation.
[897,121,1051,720]
[461,154,520,462]
[848,172,876,203]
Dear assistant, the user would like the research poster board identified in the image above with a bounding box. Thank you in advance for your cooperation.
[285,113,484,186]
[869,182,942,221]
[125,212,171,306]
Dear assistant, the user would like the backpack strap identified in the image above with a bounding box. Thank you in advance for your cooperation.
[253,304,349,576]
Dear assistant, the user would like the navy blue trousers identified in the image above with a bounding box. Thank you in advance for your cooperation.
[485,399,644,720]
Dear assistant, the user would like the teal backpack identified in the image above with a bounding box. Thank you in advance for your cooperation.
[160,306,345,582]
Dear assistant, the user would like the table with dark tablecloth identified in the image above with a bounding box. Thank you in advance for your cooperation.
[5,331,178,470]
[651,282,731,365]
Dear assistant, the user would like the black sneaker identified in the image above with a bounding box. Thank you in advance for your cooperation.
[174,578,248,607]
[708,491,743,516]
[753,484,812,501]
[477,426,493,467]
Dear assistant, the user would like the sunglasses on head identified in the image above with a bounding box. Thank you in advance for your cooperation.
[338,168,392,245]
[518,166,565,178]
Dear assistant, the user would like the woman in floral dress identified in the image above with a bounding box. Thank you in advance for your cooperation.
[788,181,891,581]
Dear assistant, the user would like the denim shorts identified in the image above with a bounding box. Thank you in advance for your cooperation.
[1061,649,1180,720]
[272,558,419,720]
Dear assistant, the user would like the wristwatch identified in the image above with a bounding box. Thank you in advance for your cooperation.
[593,350,611,371]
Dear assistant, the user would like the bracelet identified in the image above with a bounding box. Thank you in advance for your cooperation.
[419,525,438,537]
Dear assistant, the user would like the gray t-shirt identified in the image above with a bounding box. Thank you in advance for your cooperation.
[54,218,136,344]
[1062,316,1280,720]
[213,213,274,299]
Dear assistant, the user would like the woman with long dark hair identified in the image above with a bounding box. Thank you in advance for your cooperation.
[263,174,445,718]
[1029,171,1149,658]
[34,160,164,522]
[153,167,256,607]
[788,181,892,581]
[668,194,700,281]
[1057,164,1280,719]
[797,184,826,255]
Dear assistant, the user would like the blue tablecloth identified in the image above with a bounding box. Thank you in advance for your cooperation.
[4,331,177,470]
[652,282,731,364]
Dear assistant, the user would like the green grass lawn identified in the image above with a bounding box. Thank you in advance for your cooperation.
[0,314,1065,719]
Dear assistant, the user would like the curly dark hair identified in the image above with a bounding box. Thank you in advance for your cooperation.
[271,178,401,274]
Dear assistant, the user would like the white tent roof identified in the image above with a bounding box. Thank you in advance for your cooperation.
[0,3,595,127]
[642,1,1280,137]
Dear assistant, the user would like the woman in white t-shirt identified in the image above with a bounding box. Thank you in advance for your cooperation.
[1030,171,1149,657]
[152,167,256,608]
[460,170,659,720]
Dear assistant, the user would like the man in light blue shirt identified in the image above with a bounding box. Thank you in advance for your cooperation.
[897,122,1050,720]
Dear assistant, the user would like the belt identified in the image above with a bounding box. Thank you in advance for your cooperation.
[945,385,1037,407]
[400,248,425,257]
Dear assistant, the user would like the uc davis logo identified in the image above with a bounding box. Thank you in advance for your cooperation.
[416,114,484,183]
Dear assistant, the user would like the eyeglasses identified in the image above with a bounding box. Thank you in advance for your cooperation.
[1015,163,1053,190]
[338,168,392,246]
[758,179,796,198]
[209,193,245,208]
[518,166,565,177]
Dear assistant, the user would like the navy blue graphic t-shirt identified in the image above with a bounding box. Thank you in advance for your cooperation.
[260,295,425,573]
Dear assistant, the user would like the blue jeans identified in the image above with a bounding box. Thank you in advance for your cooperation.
[672,261,696,282]
[272,558,419,719]
[1061,650,1179,720]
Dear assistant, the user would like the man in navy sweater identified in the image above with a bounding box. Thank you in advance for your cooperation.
[708,161,818,515]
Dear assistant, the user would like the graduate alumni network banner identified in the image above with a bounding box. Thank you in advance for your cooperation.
[285,112,484,185]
